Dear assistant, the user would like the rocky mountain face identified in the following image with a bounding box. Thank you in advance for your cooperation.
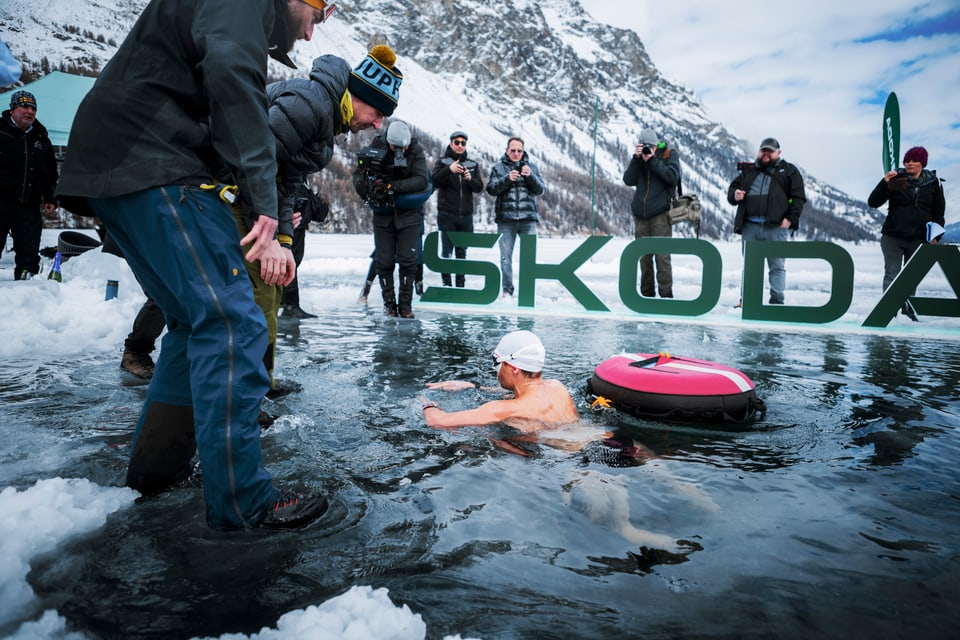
[1,0,883,240]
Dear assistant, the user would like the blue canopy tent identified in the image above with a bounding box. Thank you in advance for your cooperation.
[0,71,95,146]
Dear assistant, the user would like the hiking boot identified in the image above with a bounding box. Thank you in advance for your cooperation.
[441,273,452,287]
[399,306,415,319]
[455,274,465,288]
[266,378,302,400]
[121,351,155,379]
[901,303,919,322]
[281,304,316,319]
[257,410,276,430]
[258,489,329,530]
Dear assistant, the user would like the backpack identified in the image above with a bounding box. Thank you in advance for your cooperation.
[667,176,702,236]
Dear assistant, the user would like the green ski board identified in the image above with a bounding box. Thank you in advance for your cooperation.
[882,92,900,174]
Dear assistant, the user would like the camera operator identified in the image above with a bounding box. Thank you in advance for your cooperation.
[432,130,484,288]
[486,136,545,298]
[727,137,806,305]
[622,128,681,299]
[353,120,431,318]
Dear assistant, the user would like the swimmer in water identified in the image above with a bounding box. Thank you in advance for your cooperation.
[420,330,579,433]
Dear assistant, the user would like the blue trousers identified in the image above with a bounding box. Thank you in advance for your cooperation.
[741,222,789,304]
[497,219,537,295]
[90,187,277,530]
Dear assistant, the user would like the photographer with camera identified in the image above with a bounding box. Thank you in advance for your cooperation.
[622,128,681,298]
[486,137,545,298]
[353,120,431,318]
[867,146,945,321]
[727,137,806,305]
[432,130,485,287]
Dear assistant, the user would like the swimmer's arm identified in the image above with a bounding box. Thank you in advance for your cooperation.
[426,380,503,393]
[422,399,517,430]
[425,380,476,391]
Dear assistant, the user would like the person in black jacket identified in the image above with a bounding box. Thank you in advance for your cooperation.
[622,128,681,298]
[432,130,484,287]
[268,46,400,317]
[56,0,336,532]
[280,183,329,318]
[0,91,58,280]
[727,137,806,305]
[867,145,945,320]
[486,137,545,298]
[354,120,431,318]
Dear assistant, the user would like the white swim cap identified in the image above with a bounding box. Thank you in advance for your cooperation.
[493,330,545,373]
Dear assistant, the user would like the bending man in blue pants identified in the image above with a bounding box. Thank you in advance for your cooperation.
[56,0,337,531]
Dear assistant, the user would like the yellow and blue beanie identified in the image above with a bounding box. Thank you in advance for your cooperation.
[349,45,402,117]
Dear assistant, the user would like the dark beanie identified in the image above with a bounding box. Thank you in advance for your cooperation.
[349,45,403,117]
[10,90,37,110]
[903,146,928,167]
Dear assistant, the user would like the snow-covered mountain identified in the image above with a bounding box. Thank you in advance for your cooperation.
[1,0,884,240]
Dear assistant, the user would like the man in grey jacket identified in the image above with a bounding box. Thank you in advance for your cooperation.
[486,137,545,298]
[57,0,336,532]
[622,128,681,298]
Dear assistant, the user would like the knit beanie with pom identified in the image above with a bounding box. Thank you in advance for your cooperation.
[349,45,403,117]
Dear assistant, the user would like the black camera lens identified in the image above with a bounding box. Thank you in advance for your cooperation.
[642,146,653,154]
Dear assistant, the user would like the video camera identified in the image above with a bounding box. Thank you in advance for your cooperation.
[356,146,394,206]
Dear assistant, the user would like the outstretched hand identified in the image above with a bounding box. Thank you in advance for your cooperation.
[425,380,476,391]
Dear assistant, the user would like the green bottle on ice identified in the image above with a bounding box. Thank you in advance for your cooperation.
[47,251,63,282]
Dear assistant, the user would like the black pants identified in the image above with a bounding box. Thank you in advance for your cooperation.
[437,210,473,261]
[281,224,307,307]
[124,297,166,354]
[1,200,42,278]
[373,210,420,281]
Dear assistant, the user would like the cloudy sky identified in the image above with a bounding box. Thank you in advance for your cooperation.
[580,1,960,214]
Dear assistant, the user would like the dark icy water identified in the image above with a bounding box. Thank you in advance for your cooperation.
[3,307,959,639]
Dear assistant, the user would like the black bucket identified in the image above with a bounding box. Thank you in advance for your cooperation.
[57,231,102,258]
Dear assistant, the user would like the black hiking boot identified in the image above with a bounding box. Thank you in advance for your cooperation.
[281,304,316,319]
[266,378,302,400]
[258,489,329,530]
[121,351,155,379]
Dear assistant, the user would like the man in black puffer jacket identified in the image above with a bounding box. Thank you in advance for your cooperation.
[486,137,545,298]
[432,130,484,287]
[0,91,58,280]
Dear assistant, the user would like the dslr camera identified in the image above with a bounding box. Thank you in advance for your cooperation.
[513,159,527,172]
[736,161,756,172]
